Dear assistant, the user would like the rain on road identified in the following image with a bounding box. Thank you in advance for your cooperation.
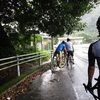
[72,44,99,100]
[16,44,99,100]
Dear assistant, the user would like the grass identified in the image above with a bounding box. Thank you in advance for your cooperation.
[40,50,51,60]
[0,66,41,95]
[0,50,51,95]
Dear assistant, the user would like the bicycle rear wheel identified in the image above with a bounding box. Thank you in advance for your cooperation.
[67,55,73,69]
[69,56,73,69]
[61,53,66,68]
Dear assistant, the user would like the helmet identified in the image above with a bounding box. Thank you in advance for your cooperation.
[96,16,100,27]
[62,41,66,44]
[67,38,70,41]
[96,16,100,36]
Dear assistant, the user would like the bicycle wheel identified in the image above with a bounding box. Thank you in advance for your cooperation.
[61,53,66,67]
[51,57,59,72]
[66,56,69,69]
[69,56,73,69]
[98,76,100,100]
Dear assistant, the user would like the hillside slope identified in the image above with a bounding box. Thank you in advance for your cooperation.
[81,5,100,33]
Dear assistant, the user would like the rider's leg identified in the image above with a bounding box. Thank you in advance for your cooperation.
[71,51,74,64]
[67,52,70,66]
[97,61,100,99]
[64,54,66,64]
[71,51,74,59]
[59,51,62,68]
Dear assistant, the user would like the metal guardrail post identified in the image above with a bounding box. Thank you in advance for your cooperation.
[39,52,41,67]
[51,50,53,67]
[51,50,53,58]
[17,55,20,76]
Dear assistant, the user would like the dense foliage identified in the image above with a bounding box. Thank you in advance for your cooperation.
[0,0,95,58]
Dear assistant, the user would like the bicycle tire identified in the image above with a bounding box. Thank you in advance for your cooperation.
[98,77,100,99]
[51,57,56,71]
[67,55,72,69]
[62,53,66,67]
[51,56,60,72]
[66,56,69,69]
[69,56,73,69]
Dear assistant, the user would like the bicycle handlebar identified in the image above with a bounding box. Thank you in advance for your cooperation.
[83,83,99,100]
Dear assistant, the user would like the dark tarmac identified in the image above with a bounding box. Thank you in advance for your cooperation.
[16,67,77,100]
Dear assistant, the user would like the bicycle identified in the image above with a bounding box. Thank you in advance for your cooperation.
[51,57,57,72]
[51,51,66,72]
[66,54,74,69]
[83,77,100,100]
[61,51,66,67]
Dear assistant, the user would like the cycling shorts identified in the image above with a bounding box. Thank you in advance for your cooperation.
[67,51,74,57]
[88,43,100,69]
[54,51,62,58]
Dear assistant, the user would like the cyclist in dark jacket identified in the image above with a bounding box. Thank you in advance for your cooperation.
[66,38,74,66]
[87,16,100,99]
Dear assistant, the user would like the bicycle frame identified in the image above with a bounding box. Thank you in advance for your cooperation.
[83,78,99,100]
[52,51,66,69]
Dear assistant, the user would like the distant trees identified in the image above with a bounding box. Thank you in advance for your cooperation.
[0,0,95,58]
[74,31,98,43]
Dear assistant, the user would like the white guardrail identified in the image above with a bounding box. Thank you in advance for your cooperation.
[0,50,54,76]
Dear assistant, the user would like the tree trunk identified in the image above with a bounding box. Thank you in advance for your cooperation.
[34,33,36,52]
[0,24,16,58]
[51,36,54,50]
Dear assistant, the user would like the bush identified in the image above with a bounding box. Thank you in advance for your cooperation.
[15,47,39,55]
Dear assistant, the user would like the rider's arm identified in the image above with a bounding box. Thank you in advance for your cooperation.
[64,48,68,55]
[87,44,95,87]
[88,66,95,83]
[72,45,74,52]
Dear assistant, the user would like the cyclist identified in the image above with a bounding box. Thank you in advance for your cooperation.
[66,38,74,66]
[53,41,67,68]
[86,16,100,99]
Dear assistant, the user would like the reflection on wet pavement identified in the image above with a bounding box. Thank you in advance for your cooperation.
[16,68,77,100]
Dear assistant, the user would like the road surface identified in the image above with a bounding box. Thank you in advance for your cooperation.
[16,44,99,100]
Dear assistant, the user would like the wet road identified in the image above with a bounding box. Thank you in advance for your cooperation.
[16,44,99,100]
[72,44,99,100]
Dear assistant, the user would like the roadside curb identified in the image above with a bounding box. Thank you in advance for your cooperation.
[0,63,51,100]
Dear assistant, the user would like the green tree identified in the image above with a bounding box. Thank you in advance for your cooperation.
[31,34,42,51]
[29,0,93,36]
[0,0,95,58]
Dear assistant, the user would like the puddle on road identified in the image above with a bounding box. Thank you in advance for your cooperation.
[50,78,60,82]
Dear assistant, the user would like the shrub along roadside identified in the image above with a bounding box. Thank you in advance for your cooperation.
[0,50,52,86]
[0,63,50,100]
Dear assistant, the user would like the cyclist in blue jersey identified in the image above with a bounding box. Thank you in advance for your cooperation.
[86,16,100,99]
[53,41,67,68]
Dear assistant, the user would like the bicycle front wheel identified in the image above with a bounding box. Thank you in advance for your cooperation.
[98,76,100,100]
[51,57,58,72]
